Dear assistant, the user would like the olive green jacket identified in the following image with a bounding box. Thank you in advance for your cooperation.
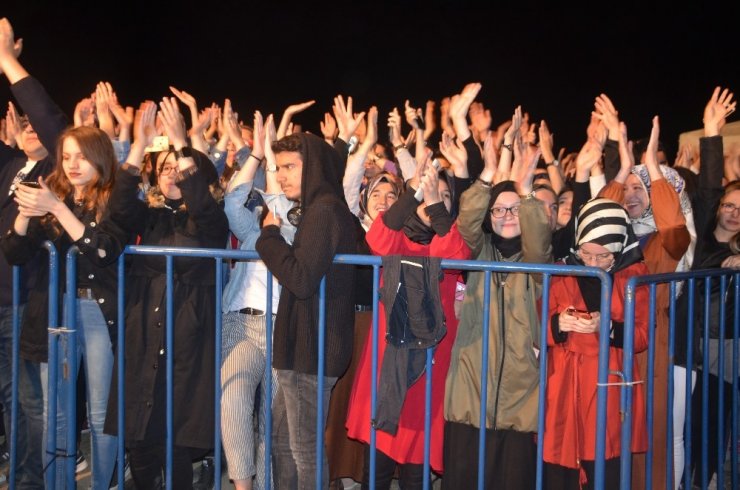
[444,181,552,431]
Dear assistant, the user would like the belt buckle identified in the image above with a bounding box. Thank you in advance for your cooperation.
[240,307,265,316]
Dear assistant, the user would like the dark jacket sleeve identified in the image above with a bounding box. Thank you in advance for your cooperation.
[694,135,725,246]
[256,199,343,299]
[382,187,420,231]
[72,211,130,268]
[108,166,149,235]
[425,202,453,237]
[176,166,229,244]
[11,76,69,158]
[0,218,47,265]
[462,136,484,179]
[602,139,619,183]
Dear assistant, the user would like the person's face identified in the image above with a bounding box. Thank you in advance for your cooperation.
[416,179,452,226]
[366,182,398,221]
[717,189,740,238]
[577,241,615,271]
[535,188,558,231]
[157,152,181,199]
[62,137,99,196]
[364,156,382,179]
[623,174,649,219]
[557,191,573,229]
[21,121,48,160]
[241,127,254,148]
[275,151,303,201]
[490,191,521,238]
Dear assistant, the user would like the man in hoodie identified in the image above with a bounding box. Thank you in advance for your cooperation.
[256,132,356,489]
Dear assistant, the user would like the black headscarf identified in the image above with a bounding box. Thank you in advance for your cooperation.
[483,180,521,258]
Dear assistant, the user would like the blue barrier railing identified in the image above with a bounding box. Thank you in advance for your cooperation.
[4,243,739,489]
[623,269,740,490]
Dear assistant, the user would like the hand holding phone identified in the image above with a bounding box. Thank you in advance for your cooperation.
[565,307,592,320]
[19,181,42,189]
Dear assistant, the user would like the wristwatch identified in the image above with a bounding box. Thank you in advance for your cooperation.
[174,146,193,160]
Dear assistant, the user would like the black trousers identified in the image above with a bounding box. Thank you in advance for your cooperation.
[361,445,425,490]
[442,421,537,490]
[690,371,736,486]
[128,443,202,489]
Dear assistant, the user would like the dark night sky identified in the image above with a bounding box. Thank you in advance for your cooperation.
[2,1,739,157]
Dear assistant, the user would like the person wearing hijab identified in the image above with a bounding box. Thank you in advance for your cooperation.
[543,198,649,489]
[345,160,470,489]
[443,168,552,488]
[599,117,693,489]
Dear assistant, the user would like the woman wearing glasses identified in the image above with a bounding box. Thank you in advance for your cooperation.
[543,198,649,489]
[443,142,552,489]
[673,87,738,488]
[102,99,229,488]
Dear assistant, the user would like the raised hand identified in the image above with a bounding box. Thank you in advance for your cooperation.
[449,82,482,141]
[420,160,441,207]
[95,81,116,138]
[332,95,365,143]
[575,140,605,182]
[404,100,423,130]
[440,97,453,137]
[4,101,21,148]
[0,18,23,77]
[439,132,468,178]
[538,120,556,163]
[74,97,95,128]
[703,86,736,137]
[387,107,404,148]
[482,132,498,183]
[424,100,436,140]
[319,112,337,143]
[593,93,620,140]
[223,98,246,151]
[157,97,188,150]
[277,100,315,140]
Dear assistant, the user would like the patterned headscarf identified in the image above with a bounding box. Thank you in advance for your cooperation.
[629,164,696,274]
[359,172,403,229]
[567,198,643,273]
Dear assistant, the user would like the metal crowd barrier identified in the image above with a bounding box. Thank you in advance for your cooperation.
[3,243,739,489]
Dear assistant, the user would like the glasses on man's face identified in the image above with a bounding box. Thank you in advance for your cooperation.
[720,202,740,214]
[577,249,614,263]
[490,206,520,218]
[160,164,179,176]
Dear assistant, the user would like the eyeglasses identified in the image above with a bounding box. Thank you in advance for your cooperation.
[160,164,179,176]
[577,249,614,263]
[490,206,520,218]
[720,202,740,214]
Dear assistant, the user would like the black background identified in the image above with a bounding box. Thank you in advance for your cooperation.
[2,1,739,158]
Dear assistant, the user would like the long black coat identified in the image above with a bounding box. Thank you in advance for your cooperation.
[104,163,229,449]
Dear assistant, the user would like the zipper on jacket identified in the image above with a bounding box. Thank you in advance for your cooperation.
[491,275,507,430]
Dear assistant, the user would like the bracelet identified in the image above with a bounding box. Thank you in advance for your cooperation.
[519,190,536,200]
[501,143,513,152]
[476,176,493,187]
[393,143,406,151]
[248,153,264,163]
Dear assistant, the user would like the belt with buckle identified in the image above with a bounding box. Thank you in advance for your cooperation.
[238,307,265,316]
[77,288,95,300]
[354,304,373,312]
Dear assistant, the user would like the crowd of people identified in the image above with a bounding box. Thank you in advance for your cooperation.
[0,15,738,490]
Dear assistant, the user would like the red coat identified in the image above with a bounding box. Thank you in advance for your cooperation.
[543,262,650,471]
[345,216,470,473]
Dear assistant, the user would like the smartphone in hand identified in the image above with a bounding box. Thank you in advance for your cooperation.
[565,307,592,320]
[19,181,42,189]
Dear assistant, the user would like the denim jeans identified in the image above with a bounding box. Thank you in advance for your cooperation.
[273,369,337,490]
[40,298,117,489]
[0,303,45,488]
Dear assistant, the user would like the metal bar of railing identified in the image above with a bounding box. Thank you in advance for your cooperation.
[535,273,552,490]
[684,277,696,490]
[666,280,678,490]
[44,241,59,487]
[316,277,327,490]
[477,270,491,490]
[214,258,223,490]
[643,282,657,490]
[701,277,711,488]
[717,276,727,490]
[265,269,274,488]
[165,255,174,490]
[116,253,126,490]
[9,266,20,489]
[369,264,380,490]
[593,268,615,490]
[63,247,79,489]
[41,244,740,490]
